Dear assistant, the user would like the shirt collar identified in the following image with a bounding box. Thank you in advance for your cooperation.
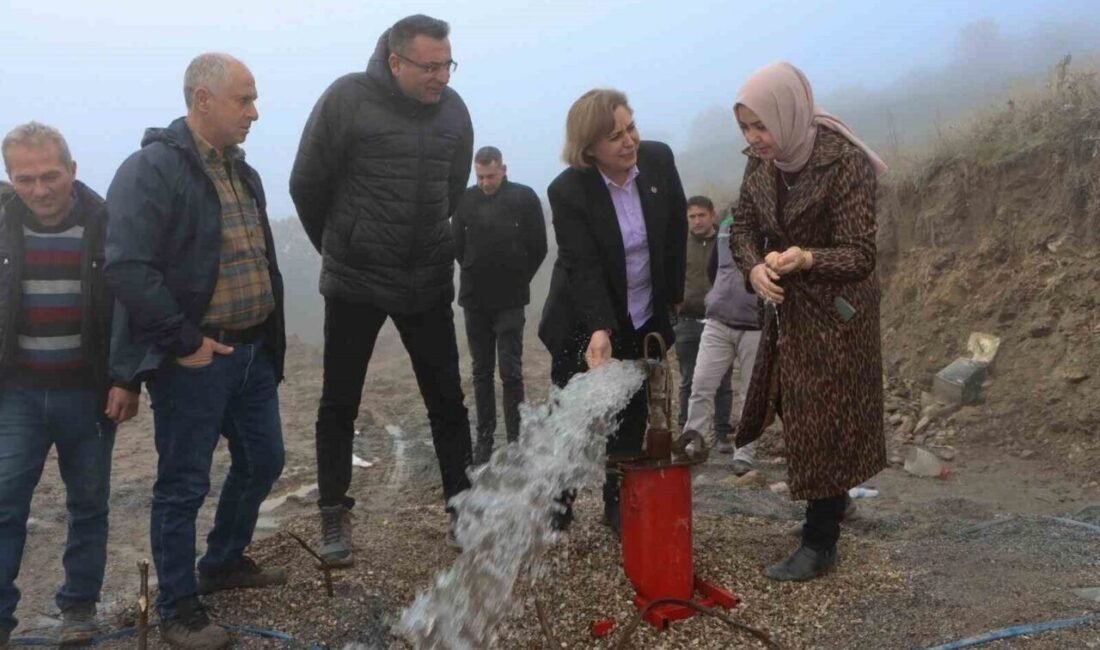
[599,165,639,190]
[191,129,244,166]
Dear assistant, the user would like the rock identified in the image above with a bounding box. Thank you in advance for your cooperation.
[920,391,937,409]
[768,481,789,495]
[904,447,947,478]
[1058,366,1090,383]
[1029,321,1054,338]
[1019,449,1034,459]
[897,416,916,436]
[953,406,984,427]
[729,470,768,488]
[888,455,903,466]
[1072,587,1100,603]
[914,415,932,435]
[889,413,904,425]
[929,445,957,461]
[933,358,988,405]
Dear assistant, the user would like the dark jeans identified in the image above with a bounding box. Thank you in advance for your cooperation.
[464,306,525,445]
[673,317,732,439]
[147,343,284,619]
[0,387,115,633]
[803,494,847,550]
[316,298,472,510]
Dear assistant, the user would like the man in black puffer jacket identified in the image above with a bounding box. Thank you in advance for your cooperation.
[290,14,474,561]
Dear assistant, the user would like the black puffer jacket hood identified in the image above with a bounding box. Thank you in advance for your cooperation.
[289,29,474,314]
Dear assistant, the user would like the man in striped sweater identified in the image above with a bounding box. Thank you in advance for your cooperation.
[0,122,142,646]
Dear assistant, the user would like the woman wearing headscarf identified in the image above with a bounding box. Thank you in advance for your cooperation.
[538,89,687,534]
[730,62,888,581]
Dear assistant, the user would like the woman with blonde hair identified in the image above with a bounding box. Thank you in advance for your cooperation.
[730,62,888,581]
[538,89,687,534]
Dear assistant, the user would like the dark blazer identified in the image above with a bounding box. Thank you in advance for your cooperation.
[538,140,687,358]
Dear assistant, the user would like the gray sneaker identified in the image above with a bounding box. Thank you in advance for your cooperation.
[197,556,287,595]
[730,458,754,476]
[160,597,231,650]
[319,505,354,567]
[58,602,98,646]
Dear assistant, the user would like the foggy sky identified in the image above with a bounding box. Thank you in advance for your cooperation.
[3,0,1099,218]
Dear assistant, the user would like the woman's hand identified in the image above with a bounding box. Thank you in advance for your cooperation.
[766,246,813,275]
[749,263,785,304]
[586,329,613,370]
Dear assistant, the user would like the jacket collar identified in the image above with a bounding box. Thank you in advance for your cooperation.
[740,127,851,241]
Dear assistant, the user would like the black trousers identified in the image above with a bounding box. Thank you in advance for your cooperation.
[464,306,526,444]
[315,297,473,509]
[550,319,660,505]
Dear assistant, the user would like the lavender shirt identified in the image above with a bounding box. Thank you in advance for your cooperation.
[601,166,653,329]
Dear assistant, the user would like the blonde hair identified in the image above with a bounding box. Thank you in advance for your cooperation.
[562,89,632,169]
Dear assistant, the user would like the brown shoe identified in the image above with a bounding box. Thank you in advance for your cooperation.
[58,602,98,646]
[197,556,286,595]
[160,597,231,650]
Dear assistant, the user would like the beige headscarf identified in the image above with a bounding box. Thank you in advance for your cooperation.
[735,61,888,177]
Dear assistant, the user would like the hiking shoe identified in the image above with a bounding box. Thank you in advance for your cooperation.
[716,439,735,454]
[318,504,354,567]
[58,602,98,645]
[730,458,754,476]
[765,545,837,581]
[160,597,231,650]
[197,556,287,595]
[550,490,576,532]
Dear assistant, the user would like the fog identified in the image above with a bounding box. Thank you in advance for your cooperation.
[4,1,1100,342]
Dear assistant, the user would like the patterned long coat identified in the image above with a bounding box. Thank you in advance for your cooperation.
[731,127,886,501]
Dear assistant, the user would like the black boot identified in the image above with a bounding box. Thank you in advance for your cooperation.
[602,476,621,538]
[550,490,575,532]
[765,545,837,581]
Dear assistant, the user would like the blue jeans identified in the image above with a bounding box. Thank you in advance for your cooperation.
[147,343,284,619]
[0,387,115,633]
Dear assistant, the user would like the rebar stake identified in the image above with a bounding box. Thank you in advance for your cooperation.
[137,559,150,650]
[287,531,335,597]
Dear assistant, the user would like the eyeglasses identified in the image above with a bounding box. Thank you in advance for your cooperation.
[394,53,458,75]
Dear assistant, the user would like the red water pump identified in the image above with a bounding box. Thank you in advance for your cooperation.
[611,333,740,629]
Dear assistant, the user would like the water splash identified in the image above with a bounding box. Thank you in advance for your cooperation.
[397,360,646,649]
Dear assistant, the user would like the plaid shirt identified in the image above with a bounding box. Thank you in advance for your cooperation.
[192,132,275,329]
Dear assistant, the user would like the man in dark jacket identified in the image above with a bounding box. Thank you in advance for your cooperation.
[0,122,141,646]
[453,146,546,464]
[105,53,286,649]
[674,196,734,453]
[683,205,761,476]
[290,14,474,561]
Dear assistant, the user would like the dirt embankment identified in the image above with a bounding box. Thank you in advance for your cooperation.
[875,67,1100,485]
